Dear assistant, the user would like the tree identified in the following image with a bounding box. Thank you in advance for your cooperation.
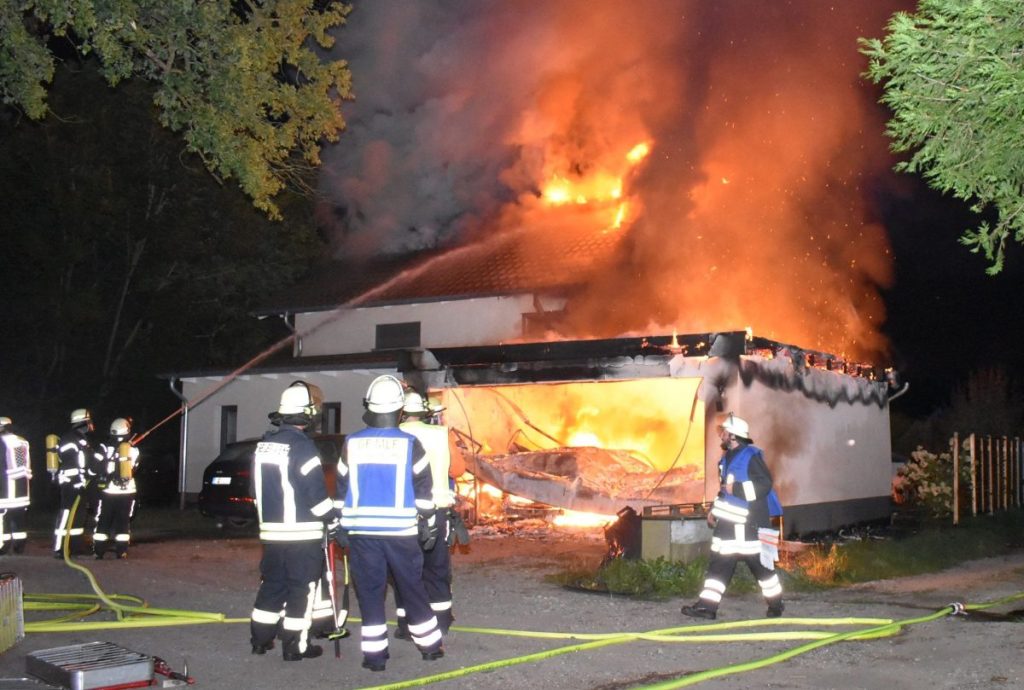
[0,0,352,218]
[0,59,323,443]
[860,0,1024,273]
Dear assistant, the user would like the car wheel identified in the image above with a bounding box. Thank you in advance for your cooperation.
[226,516,254,529]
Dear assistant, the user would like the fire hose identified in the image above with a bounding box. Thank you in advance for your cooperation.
[345,592,1024,690]
[28,499,1024,687]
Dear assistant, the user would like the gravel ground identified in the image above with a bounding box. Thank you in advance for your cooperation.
[1,524,1023,690]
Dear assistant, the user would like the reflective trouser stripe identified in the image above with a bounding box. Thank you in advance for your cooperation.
[759,573,783,598]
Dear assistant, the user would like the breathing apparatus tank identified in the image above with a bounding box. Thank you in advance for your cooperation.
[45,434,60,476]
[117,442,134,480]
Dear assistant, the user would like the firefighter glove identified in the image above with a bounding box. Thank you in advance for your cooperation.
[325,514,342,540]
[447,508,470,546]
[418,510,438,551]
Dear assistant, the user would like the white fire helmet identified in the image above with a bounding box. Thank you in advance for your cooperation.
[403,390,427,415]
[365,375,406,414]
[0,416,10,430]
[278,381,323,417]
[720,413,752,441]
[110,417,132,438]
[70,408,92,425]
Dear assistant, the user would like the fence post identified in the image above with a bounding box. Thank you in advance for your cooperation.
[1002,436,1009,510]
[952,432,959,526]
[1017,436,1022,507]
[970,433,977,517]
[983,436,991,509]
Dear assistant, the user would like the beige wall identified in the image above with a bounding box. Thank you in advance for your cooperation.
[671,354,892,508]
[293,295,566,356]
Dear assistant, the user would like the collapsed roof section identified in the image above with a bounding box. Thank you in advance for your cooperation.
[404,330,897,407]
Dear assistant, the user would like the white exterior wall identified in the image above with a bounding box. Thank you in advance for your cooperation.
[294,295,564,356]
[177,368,394,494]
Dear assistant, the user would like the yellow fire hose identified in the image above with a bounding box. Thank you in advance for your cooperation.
[27,495,227,632]
[28,498,1024,688]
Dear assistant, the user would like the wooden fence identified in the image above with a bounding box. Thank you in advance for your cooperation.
[951,433,1023,525]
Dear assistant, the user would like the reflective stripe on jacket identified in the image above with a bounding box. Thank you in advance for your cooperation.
[255,425,333,543]
[338,426,432,537]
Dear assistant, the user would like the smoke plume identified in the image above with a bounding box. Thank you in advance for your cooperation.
[319,1,912,360]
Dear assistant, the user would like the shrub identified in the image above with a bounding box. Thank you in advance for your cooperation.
[897,444,972,518]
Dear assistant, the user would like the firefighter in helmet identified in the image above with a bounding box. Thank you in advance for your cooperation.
[0,417,32,554]
[393,390,466,637]
[93,417,139,559]
[335,375,443,672]
[250,381,339,662]
[681,413,785,620]
[53,408,101,558]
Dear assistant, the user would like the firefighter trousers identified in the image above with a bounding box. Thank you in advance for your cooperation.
[0,507,27,554]
[350,535,442,665]
[93,493,136,557]
[250,541,323,654]
[53,484,86,554]
[698,550,784,611]
[394,510,454,633]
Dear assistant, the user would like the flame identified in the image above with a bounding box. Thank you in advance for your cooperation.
[443,378,705,473]
[539,140,651,231]
[626,142,650,163]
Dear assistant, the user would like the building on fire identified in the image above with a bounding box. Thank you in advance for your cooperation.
[163,224,902,537]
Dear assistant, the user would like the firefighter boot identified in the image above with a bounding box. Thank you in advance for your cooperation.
[251,639,275,655]
[282,638,323,661]
[681,602,718,620]
[766,599,785,618]
[361,650,389,672]
[421,645,445,661]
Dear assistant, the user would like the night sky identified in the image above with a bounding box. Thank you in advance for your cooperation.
[877,176,1024,415]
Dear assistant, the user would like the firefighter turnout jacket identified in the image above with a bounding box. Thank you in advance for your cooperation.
[399,419,455,509]
[96,442,139,496]
[0,431,31,512]
[57,427,97,490]
[337,427,433,536]
[254,425,335,542]
[710,443,776,556]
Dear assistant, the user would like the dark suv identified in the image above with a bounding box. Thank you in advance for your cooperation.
[197,435,344,528]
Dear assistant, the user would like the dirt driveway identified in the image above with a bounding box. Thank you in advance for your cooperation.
[2,526,1023,690]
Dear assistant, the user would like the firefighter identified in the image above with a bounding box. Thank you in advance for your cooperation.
[53,408,100,558]
[0,417,32,554]
[250,381,338,662]
[93,418,139,559]
[393,390,466,637]
[681,413,784,620]
[335,375,444,672]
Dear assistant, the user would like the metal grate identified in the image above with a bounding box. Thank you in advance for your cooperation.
[26,642,153,690]
[0,575,24,654]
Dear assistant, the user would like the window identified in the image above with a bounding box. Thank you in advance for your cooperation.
[322,402,342,435]
[219,405,238,451]
[375,321,421,350]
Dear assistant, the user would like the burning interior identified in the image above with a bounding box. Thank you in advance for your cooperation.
[407,332,897,537]
[441,378,705,522]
